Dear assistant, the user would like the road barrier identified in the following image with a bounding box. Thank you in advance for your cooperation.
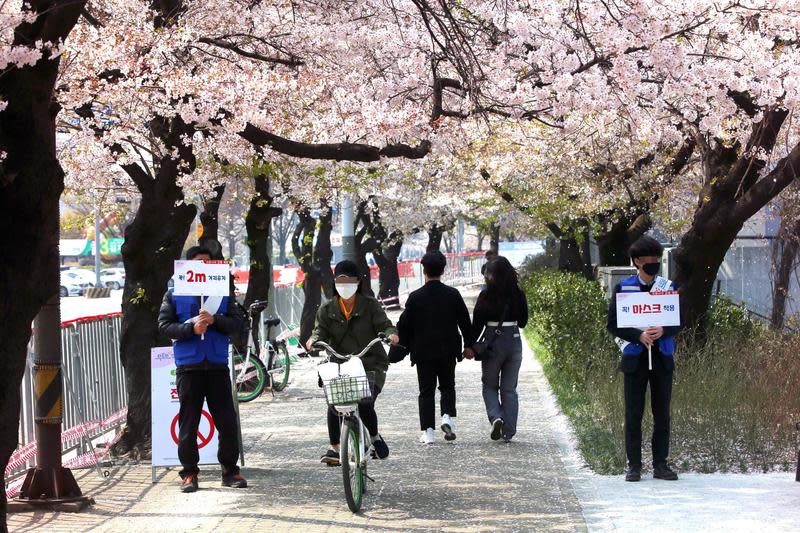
[6,313,127,497]
[84,287,112,298]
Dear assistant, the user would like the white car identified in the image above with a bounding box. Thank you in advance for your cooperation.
[60,270,94,297]
[100,268,126,290]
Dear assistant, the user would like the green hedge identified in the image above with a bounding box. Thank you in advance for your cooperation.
[523,270,800,475]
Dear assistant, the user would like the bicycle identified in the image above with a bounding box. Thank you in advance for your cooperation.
[314,334,392,513]
[232,300,291,402]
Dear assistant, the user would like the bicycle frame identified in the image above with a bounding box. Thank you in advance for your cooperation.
[235,311,260,385]
[316,337,386,463]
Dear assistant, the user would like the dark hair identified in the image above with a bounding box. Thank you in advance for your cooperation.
[186,246,213,260]
[478,255,521,315]
[485,249,497,259]
[333,260,365,297]
[629,236,663,261]
[421,251,446,278]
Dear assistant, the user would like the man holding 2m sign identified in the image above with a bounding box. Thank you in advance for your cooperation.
[607,236,682,483]
[158,246,245,493]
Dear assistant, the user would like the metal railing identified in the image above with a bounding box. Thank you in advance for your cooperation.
[7,313,127,491]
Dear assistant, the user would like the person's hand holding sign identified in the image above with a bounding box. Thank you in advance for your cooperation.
[648,326,664,340]
[193,320,208,336]
[639,326,664,347]
[198,309,214,326]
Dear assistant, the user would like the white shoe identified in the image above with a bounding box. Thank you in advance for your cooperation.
[441,414,456,441]
[419,428,435,444]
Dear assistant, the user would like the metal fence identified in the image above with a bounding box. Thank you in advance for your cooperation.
[8,314,127,487]
[271,283,306,330]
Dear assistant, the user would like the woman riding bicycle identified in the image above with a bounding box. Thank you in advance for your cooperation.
[306,260,399,466]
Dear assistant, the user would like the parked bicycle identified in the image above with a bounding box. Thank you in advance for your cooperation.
[233,300,291,402]
[314,334,393,513]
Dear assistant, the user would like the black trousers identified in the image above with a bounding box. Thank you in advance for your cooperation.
[623,351,673,468]
[416,358,457,430]
[327,384,382,445]
[176,365,240,478]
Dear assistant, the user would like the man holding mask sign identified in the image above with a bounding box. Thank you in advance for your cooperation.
[607,236,682,483]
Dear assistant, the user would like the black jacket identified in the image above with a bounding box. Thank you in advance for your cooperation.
[392,280,474,365]
[158,290,244,341]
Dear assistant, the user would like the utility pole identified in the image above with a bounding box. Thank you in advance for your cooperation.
[341,194,356,262]
[94,196,102,287]
[16,239,91,511]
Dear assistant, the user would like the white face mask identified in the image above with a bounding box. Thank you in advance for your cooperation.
[336,283,359,300]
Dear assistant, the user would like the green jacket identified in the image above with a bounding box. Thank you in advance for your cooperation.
[310,294,397,389]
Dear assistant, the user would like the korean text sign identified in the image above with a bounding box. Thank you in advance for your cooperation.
[616,291,680,329]
[151,346,218,467]
[173,260,230,297]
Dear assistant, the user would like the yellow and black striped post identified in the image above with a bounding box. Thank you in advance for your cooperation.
[33,364,63,425]
[16,293,90,508]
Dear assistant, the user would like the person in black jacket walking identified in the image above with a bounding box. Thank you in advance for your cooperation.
[469,256,528,442]
[393,251,475,444]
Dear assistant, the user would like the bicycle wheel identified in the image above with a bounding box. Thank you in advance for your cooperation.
[268,341,291,391]
[340,418,364,513]
[233,353,267,402]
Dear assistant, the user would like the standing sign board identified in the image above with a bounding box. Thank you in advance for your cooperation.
[615,291,680,329]
[173,260,231,297]
[151,346,218,476]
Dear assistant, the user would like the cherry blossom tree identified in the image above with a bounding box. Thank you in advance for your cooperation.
[0,0,87,525]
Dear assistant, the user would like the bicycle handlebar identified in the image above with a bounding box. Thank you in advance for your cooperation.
[313,334,389,361]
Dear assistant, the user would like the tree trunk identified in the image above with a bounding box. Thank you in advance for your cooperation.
[354,202,376,297]
[292,208,319,347]
[243,173,282,309]
[596,212,652,267]
[0,4,84,522]
[198,184,225,253]
[427,224,445,252]
[674,108,796,333]
[489,222,500,254]
[771,217,800,330]
[354,237,376,297]
[558,237,584,274]
[579,228,594,280]
[316,209,335,298]
[374,238,403,309]
[293,204,335,347]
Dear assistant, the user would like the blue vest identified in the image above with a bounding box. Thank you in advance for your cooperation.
[615,276,676,357]
[171,293,231,366]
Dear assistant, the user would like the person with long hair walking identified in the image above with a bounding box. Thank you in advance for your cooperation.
[467,256,529,442]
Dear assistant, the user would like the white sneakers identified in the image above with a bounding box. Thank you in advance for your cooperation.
[421,415,457,443]
[441,414,456,441]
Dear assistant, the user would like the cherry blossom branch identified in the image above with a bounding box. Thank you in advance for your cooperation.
[197,37,303,66]
[238,124,431,162]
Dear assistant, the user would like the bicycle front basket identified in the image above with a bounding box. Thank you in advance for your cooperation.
[323,375,372,406]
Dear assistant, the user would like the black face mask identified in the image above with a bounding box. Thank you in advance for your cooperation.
[642,262,661,277]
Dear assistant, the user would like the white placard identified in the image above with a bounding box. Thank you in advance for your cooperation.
[616,291,680,329]
[151,346,219,467]
[173,260,230,297]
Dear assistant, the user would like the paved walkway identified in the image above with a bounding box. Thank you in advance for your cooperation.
[9,289,587,532]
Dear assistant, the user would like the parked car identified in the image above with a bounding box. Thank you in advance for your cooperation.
[60,270,94,297]
[100,268,126,290]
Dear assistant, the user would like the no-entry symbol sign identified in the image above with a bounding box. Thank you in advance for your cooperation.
[170,410,216,449]
[151,346,221,467]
